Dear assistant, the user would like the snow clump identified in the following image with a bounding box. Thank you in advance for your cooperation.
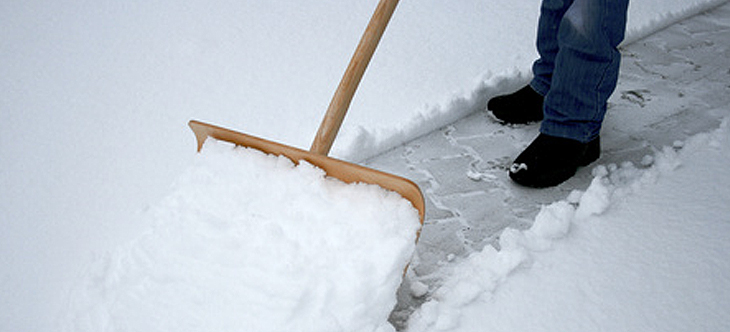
[62,139,421,332]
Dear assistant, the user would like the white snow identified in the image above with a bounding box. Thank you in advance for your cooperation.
[2,0,730,331]
[62,139,421,332]
[406,120,730,332]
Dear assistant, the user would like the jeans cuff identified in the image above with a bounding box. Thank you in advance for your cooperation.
[540,119,599,143]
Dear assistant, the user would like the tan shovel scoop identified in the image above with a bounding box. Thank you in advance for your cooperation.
[188,0,425,225]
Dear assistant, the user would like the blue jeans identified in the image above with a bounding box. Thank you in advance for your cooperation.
[530,0,630,143]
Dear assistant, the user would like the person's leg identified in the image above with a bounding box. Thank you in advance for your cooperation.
[530,0,575,96]
[510,0,630,188]
[487,0,574,124]
[539,0,630,143]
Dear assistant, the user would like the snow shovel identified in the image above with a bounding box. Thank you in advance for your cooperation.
[188,0,425,225]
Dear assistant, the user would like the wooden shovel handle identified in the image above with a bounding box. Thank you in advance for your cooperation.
[309,0,399,156]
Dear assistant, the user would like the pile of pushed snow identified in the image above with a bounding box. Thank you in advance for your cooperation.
[406,118,730,332]
[62,139,421,332]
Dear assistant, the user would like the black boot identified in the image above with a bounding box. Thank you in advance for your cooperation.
[509,134,600,188]
[487,85,544,124]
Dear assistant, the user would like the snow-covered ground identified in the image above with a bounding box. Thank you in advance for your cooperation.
[2,0,730,331]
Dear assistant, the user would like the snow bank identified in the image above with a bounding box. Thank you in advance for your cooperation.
[61,139,421,332]
[340,70,531,162]
[406,117,730,331]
